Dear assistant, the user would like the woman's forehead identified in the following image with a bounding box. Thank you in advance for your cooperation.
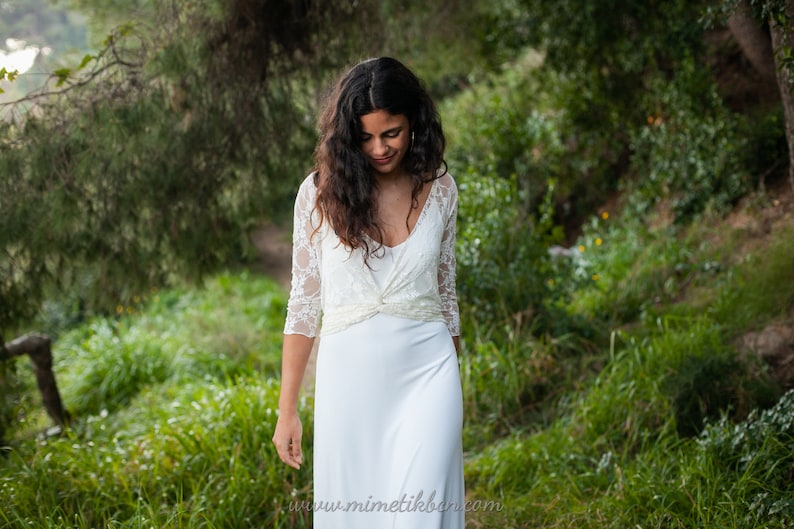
[359,110,408,132]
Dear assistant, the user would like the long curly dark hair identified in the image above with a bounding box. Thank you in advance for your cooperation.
[313,57,446,258]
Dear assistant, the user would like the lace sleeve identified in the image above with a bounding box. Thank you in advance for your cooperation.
[283,176,322,337]
[438,174,461,336]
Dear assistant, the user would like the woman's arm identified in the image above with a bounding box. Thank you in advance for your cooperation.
[274,176,322,469]
[437,173,461,346]
[272,334,314,469]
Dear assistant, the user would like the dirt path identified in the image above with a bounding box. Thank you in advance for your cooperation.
[249,223,318,391]
[249,223,292,290]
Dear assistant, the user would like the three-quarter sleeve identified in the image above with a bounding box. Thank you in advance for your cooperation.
[283,177,322,337]
[438,177,461,336]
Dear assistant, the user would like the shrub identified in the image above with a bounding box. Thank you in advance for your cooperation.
[455,169,560,328]
[628,61,750,222]
[697,390,794,526]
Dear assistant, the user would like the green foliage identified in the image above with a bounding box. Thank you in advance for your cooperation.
[0,0,355,334]
[443,52,568,210]
[0,272,308,528]
[471,0,721,226]
[511,0,709,75]
[628,61,751,222]
[460,212,792,527]
[560,214,697,326]
[460,322,577,449]
[0,68,19,95]
[0,360,34,446]
[442,55,567,329]
[1,378,312,529]
[55,272,286,417]
[667,344,778,438]
[464,314,785,528]
[454,171,559,328]
[698,390,794,525]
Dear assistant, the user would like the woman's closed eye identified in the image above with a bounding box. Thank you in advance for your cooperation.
[360,129,402,143]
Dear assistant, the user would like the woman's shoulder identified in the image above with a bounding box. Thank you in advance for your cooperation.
[428,168,457,219]
[433,168,458,198]
[300,171,319,188]
[296,171,319,196]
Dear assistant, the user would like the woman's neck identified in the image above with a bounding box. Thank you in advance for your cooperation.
[374,168,412,187]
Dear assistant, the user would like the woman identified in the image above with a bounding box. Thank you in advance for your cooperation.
[273,57,464,529]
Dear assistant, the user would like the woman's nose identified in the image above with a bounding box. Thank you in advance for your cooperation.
[372,138,388,156]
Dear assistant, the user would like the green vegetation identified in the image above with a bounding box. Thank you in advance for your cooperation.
[2,274,313,529]
[3,0,794,527]
[2,215,792,528]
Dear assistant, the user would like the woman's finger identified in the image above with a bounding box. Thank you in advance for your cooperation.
[289,436,303,466]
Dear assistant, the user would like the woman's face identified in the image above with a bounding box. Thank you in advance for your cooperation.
[359,110,411,178]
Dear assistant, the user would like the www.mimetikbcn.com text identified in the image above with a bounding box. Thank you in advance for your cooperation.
[289,490,503,513]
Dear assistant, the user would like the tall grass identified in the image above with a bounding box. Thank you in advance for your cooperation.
[1,273,313,529]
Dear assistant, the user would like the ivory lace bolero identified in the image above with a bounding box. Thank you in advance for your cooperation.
[283,171,460,338]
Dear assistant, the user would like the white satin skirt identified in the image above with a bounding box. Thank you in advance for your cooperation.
[313,313,464,529]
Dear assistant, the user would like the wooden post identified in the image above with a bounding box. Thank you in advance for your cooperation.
[1,334,71,434]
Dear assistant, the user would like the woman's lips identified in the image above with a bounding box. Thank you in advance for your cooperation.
[371,154,394,165]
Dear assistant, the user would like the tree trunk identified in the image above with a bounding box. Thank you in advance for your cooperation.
[1,334,71,432]
[770,0,794,194]
[728,0,777,83]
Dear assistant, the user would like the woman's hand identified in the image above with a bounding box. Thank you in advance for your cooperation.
[273,410,303,469]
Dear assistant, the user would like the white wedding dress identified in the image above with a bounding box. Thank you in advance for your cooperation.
[284,171,464,529]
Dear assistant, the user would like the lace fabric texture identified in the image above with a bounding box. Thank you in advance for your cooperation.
[284,171,460,337]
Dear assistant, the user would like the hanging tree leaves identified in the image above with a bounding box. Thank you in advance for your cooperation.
[0,0,384,334]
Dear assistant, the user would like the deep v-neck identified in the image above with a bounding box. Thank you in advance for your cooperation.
[378,178,437,250]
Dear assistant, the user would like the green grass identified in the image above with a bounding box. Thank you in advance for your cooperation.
[1,272,313,529]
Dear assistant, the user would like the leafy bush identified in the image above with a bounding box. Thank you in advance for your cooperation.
[559,212,694,327]
[628,61,751,222]
[697,390,794,526]
[455,170,560,328]
[54,272,285,417]
[441,57,569,329]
